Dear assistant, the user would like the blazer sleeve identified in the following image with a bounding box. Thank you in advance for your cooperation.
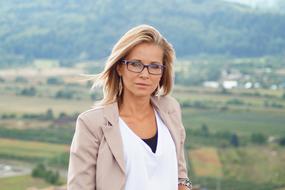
[67,115,100,190]
[175,99,189,179]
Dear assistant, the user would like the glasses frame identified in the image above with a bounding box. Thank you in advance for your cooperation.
[121,59,165,75]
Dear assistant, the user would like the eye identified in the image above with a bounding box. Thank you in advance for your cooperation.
[129,61,142,67]
[149,64,162,69]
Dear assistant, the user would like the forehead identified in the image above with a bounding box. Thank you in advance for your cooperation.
[126,43,163,63]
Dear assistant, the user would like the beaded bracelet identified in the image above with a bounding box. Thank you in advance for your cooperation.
[178,177,192,190]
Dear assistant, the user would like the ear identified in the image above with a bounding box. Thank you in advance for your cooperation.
[116,64,122,76]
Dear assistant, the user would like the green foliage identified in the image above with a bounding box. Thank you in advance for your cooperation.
[21,109,55,120]
[0,77,5,83]
[201,123,209,137]
[46,77,64,85]
[0,126,74,144]
[32,163,60,185]
[181,100,209,109]
[1,113,17,119]
[55,89,76,99]
[279,136,285,146]
[19,87,36,96]
[48,152,69,168]
[251,133,267,144]
[226,98,245,105]
[190,176,277,190]
[264,100,284,108]
[282,93,285,99]
[45,109,54,120]
[1,0,285,68]
[15,76,28,83]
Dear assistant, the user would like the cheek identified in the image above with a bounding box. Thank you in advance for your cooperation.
[153,76,162,85]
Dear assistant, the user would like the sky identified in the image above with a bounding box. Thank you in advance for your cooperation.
[224,0,279,9]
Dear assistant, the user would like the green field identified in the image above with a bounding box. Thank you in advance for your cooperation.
[0,94,92,116]
[0,175,49,190]
[182,108,285,136]
[188,146,285,190]
[0,138,69,161]
[1,67,285,189]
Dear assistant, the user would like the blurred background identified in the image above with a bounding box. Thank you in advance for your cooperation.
[0,0,285,189]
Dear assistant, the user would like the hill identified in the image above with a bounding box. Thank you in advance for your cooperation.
[1,0,285,67]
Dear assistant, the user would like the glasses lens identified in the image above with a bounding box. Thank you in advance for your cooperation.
[127,61,143,73]
[149,64,163,75]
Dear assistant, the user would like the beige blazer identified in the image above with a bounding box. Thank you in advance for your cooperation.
[67,95,189,190]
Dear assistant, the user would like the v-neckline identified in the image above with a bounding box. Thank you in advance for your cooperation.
[119,109,160,156]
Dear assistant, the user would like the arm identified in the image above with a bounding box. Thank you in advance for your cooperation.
[175,100,193,190]
[67,116,100,190]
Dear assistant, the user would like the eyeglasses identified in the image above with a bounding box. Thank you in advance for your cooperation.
[121,59,165,75]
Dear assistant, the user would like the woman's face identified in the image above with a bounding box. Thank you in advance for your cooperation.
[117,42,164,99]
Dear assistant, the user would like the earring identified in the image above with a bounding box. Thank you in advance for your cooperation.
[118,76,123,96]
[156,83,161,98]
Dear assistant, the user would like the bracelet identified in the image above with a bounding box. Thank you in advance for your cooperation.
[178,177,192,190]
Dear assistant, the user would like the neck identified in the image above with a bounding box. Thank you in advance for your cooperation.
[119,94,152,117]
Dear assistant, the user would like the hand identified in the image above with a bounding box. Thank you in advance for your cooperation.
[178,184,190,190]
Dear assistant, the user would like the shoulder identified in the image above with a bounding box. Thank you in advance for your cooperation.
[154,95,181,113]
[76,103,112,133]
[78,106,104,123]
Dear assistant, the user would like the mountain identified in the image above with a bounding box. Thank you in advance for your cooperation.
[1,0,285,67]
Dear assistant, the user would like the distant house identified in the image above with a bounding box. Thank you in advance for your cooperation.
[244,82,252,89]
[203,81,219,88]
[222,80,238,89]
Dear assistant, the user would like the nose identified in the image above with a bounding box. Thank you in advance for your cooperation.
[139,66,150,78]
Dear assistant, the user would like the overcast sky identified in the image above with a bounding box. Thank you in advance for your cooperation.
[224,0,279,9]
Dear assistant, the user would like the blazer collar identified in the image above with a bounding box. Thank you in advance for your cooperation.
[101,96,180,175]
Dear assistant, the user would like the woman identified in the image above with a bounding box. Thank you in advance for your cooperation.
[67,24,192,190]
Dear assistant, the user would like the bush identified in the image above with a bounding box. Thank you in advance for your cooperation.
[46,109,54,120]
[226,98,244,105]
[32,163,60,185]
[251,133,267,144]
[15,76,28,83]
[55,90,73,99]
[1,113,17,119]
[201,123,209,137]
[48,152,69,168]
[46,77,64,85]
[20,87,36,96]
[0,77,5,83]
[279,136,285,146]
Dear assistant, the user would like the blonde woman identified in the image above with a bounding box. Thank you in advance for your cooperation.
[67,24,192,190]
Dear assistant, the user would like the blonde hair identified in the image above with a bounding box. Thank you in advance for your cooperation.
[91,24,175,106]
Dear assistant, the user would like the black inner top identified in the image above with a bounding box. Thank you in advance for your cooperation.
[142,128,158,153]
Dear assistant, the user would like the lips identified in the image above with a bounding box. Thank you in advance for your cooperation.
[135,83,150,86]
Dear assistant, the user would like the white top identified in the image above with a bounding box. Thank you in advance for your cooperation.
[118,109,178,190]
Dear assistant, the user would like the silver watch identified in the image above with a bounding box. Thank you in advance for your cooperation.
[178,177,192,190]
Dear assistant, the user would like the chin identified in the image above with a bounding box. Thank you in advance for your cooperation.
[130,90,153,98]
[133,92,152,97]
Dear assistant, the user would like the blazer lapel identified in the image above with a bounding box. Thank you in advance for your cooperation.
[101,102,126,175]
[150,96,180,157]
[100,96,180,176]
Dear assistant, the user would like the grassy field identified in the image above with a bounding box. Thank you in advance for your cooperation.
[0,94,92,116]
[1,67,285,189]
[188,146,285,189]
[0,138,69,161]
[219,145,285,185]
[0,175,49,190]
[182,108,285,136]
[189,147,223,177]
